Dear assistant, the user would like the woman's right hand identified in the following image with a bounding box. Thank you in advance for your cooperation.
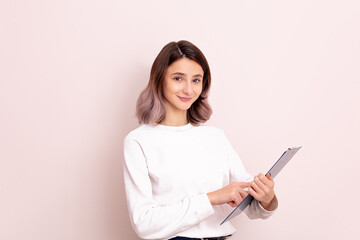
[207,182,250,207]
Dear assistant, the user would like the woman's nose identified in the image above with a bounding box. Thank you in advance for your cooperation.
[183,81,192,94]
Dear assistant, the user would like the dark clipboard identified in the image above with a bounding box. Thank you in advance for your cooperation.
[220,146,302,225]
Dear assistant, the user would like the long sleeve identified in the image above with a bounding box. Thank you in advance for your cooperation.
[123,135,215,239]
[220,130,278,219]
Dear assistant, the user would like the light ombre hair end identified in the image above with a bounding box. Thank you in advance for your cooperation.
[136,40,212,126]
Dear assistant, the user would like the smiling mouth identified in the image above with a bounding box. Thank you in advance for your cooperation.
[178,96,192,102]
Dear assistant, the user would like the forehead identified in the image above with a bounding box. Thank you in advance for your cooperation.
[166,58,203,75]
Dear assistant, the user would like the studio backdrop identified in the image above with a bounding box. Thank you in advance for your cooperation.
[1,0,359,239]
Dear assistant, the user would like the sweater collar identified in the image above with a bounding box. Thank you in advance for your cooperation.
[153,122,193,131]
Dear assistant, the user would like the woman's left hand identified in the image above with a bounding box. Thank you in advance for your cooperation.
[248,173,276,210]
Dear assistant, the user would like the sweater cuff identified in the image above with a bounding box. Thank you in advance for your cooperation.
[193,193,215,221]
[255,195,278,218]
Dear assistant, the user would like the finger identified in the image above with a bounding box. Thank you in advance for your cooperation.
[228,201,237,208]
[258,173,271,184]
[230,190,242,206]
[239,188,249,199]
[266,173,273,180]
[250,179,264,194]
[255,175,269,192]
[234,195,242,206]
[229,200,238,208]
[239,182,251,188]
[255,176,274,201]
[248,186,259,199]
[238,183,249,192]
[258,173,274,188]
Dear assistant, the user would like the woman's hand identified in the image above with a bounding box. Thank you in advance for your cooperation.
[248,173,276,210]
[207,182,250,207]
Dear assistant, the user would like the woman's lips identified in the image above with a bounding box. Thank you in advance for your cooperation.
[178,96,192,102]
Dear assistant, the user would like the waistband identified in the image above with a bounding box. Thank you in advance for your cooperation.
[169,235,231,240]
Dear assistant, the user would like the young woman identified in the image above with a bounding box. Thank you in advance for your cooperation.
[123,40,278,240]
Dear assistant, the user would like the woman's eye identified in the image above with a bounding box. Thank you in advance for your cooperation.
[174,77,182,81]
[193,79,201,83]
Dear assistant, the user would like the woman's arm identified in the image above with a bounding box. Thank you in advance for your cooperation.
[207,182,250,207]
[205,175,277,211]
[123,136,214,239]
[219,130,278,218]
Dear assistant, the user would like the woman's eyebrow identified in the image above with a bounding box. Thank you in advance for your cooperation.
[171,72,203,78]
[171,72,186,76]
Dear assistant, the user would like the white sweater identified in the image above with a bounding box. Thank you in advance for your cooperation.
[123,123,277,240]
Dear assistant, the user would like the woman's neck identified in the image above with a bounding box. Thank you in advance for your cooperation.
[161,109,188,126]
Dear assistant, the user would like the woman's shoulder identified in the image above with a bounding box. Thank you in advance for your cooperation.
[124,124,153,140]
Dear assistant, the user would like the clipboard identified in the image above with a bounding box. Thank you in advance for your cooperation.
[220,146,302,225]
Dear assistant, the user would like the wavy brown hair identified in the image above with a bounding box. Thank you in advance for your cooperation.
[136,40,212,125]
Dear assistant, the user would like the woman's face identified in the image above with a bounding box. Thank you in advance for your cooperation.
[163,58,204,113]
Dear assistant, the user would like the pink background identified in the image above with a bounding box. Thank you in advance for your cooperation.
[1,0,359,239]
